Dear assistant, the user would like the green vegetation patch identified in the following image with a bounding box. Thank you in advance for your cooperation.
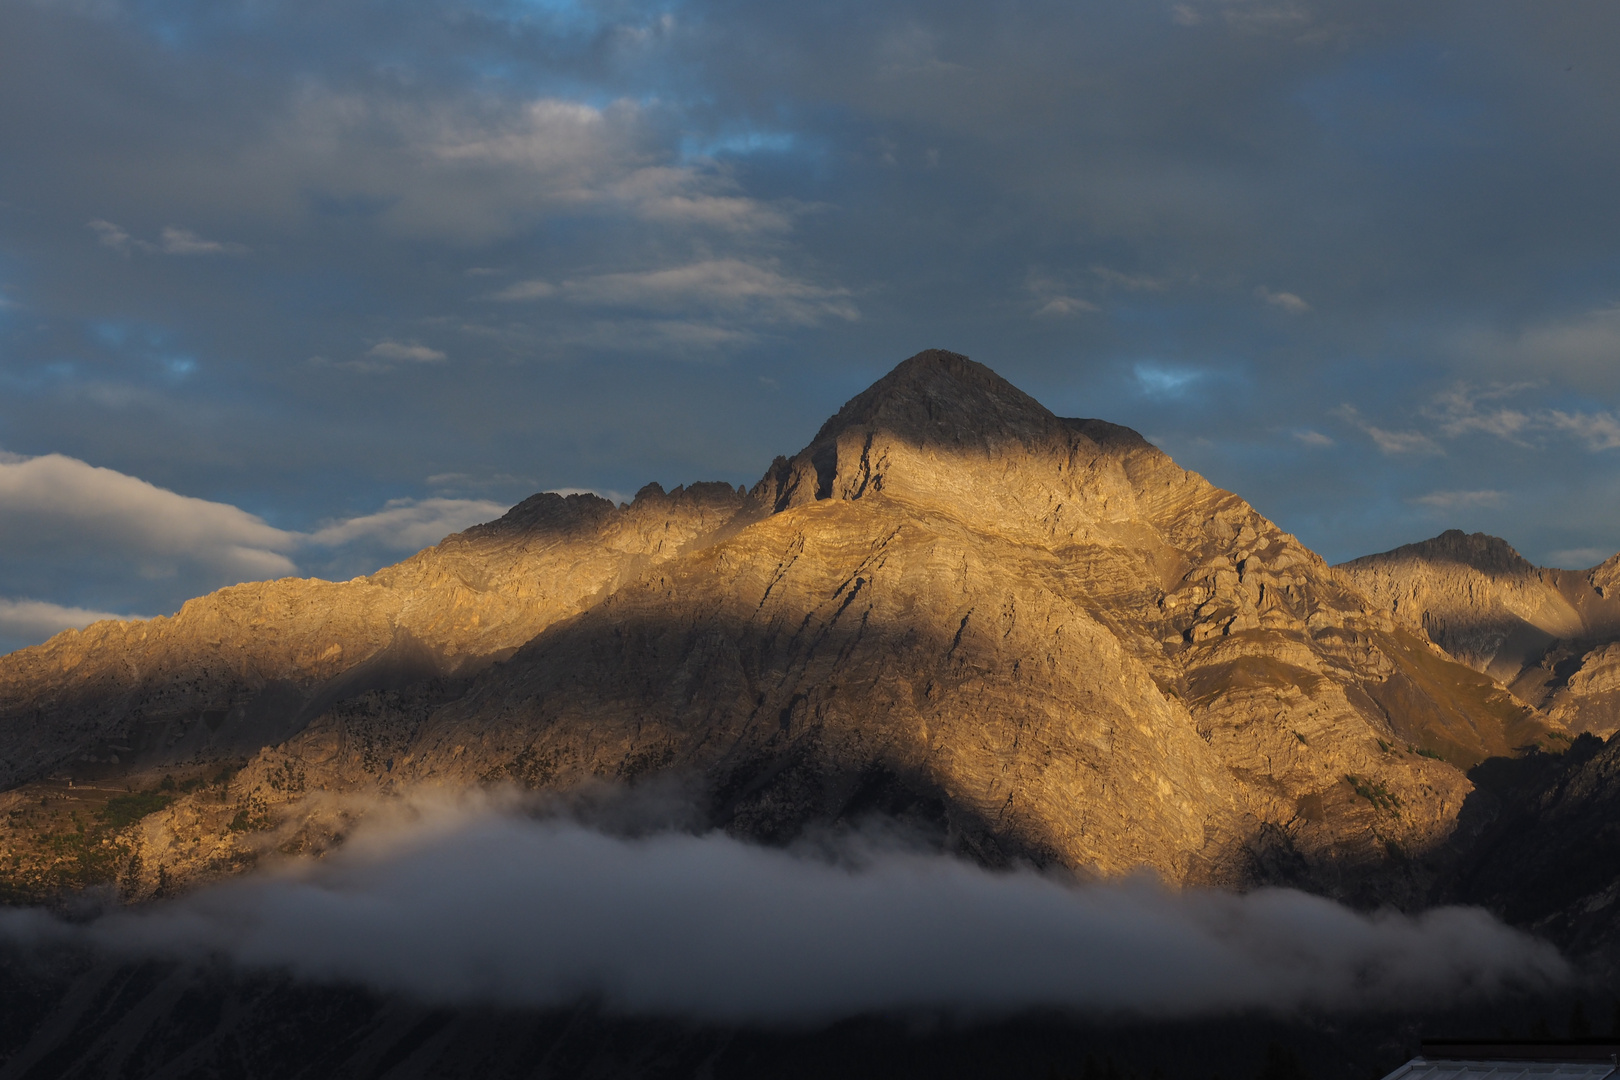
[4,812,135,897]
[98,791,173,829]
[1,766,244,902]
[1345,773,1402,813]
[228,793,275,833]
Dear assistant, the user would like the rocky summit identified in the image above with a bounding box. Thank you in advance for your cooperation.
[0,350,1586,917]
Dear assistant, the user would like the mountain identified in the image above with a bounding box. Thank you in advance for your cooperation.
[1331,530,1620,963]
[0,351,1559,903]
[1337,531,1620,734]
[1430,732,1620,956]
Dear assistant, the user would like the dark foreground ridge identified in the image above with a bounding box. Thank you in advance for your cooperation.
[0,943,1607,1080]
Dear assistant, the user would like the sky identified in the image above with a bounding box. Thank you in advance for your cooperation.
[3,0,1620,651]
[0,794,1567,1020]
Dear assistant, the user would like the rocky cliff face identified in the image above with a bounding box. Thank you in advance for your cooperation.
[1337,532,1620,734]
[0,351,1561,903]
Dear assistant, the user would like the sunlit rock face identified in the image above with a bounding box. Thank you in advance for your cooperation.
[0,351,1560,901]
[1338,532,1620,735]
[0,482,756,791]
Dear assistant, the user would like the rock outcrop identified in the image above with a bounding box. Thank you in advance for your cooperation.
[1338,531,1620,733]
[0,351,1562,903]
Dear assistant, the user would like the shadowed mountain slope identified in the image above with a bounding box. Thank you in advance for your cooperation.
[1430,733,1620,967]
[1337,531,1620,734]
[0,351,1559,902]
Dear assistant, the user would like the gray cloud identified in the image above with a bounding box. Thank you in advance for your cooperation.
[1427,386,1535,443]
[1409,489,1504,510]
[1255,286,1309,313]
[532,259,860,326]
[1546,410,1620,452]
[1352,385,1620,456]
[1552,546,1614,570]
[259,92,792,244]
[356,340,450,369]
[1332,406,1442,456]
[1025,272,1102,318]
[6,0,1620,606]
[0,799,1568,1023]
[1334,386,1620,460]
[1459,308,1620,393]
[87,220,248,256]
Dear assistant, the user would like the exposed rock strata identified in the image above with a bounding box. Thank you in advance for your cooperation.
[0,351,1560,902]
[1338,531,1620,733]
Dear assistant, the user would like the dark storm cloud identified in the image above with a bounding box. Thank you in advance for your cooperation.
[0,799,1569,1021]
[3,0,1620,641]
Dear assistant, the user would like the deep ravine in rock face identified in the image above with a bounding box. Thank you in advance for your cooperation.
[0,349,1578,917]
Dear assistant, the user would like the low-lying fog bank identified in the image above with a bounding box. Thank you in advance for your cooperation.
[0,790,1568,1024]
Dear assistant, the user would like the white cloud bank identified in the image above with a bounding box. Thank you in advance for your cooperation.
[0,452,300,580]
[0,598,147,641]
[0,802,1567,1023]
[309,497,508,551]
[0,453,512,644]
[0,452,506,572]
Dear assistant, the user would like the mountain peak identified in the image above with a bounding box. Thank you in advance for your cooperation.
[1340,529,1536,577]
[808,349,1060,450]
[752,350,1094,512]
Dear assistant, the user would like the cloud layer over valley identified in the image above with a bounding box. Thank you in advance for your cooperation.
[0,799,1569,1022]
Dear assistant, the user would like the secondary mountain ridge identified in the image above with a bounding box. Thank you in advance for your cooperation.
[1339,531,1620,734]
